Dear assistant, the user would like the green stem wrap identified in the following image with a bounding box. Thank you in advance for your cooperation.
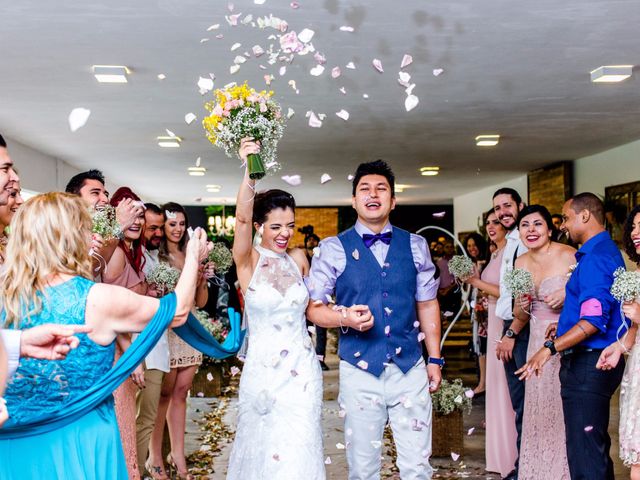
[247,153,266,180]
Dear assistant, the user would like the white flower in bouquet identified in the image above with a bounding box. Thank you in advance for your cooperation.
[146,262,180,294]
[448,255,474,280]
[91,205,120,241]
[503,268,535,299]
[208,242,234,275]
[610,267,640,303]
[194,309,229,343]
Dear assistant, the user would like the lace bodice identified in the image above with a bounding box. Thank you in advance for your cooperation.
[4,277,116,423]
[531,275,568,324]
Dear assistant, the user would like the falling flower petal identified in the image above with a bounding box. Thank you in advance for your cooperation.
[417,332,426,342]
[433,68,444,76]
[340,26,354,32]
[185,113,197,125]
[384,325,391,336]
[348,174,354,181]
[68,108,91,132]
[356,360,369,370]
[346,428,353,436]
[362,93,369,99]
[308,111,322,128]
[226,13,241,26]
[384,307,393,316]
[273,454,280,461]
[336,442,345,450]
[454,395,463,404]
[465,389,475,398]
[286,107,295,118]
[400,54,413,69]
[231,43,242,52]
[281,175,302,186]
[264,74,273,85]
[324,456,332,465]
[206,372,214,382]
[310,64,325,76]
[372,59,384,73]
[230,366,241,376]
[307,325,316,335]
[290,369,299,377]
[335,109,349,121]
[413,321,420,328]
[196,391,204,398]
[166,129,176,137]
[298,28,315,43]
[346,61,356,69]
[230,65,241,74]
[353,351,361,358]
[233,55,247,64]
[252,45,265,57]
[443,311,454,317]
[314,52,326,64]
[330,67,342,79]
[320,173,332,184]
[290,2,299,8]
[157,73,166,80]
[279,66,287,76]
[254,0,265,4]
[451,452,460,461]
[207,24,220,31]
[405,94,419,112]
[288,79,299,94]
[339,86,347,95]
[398,71,411,87]
[197,76,214,93]
[467,427,475,436]
[584,425,594,432]
[352,249,360,260]
[200,38,209,44]
[371,441,382,449]
[405,83,416,95]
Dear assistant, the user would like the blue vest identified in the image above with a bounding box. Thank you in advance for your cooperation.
[336,226,420,377]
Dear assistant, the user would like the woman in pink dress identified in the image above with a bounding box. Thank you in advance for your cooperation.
[512,205,576,480]
[465,210,518,477]
[103,187,150,480]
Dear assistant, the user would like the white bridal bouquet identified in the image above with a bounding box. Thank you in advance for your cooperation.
[91,205,120,241]
[146,263,181,294]
[447,255,475,280]
[610,267,640,303]
[503,268,535,299]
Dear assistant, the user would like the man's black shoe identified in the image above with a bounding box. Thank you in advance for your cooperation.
[502,469,517,480]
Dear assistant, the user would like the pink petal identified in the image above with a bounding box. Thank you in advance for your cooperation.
[230,366,241,376]
[335,109,349,121]
[290,369,299,377]
[465,389,475,398]
[273,454,280,461]
[206,372,214,382]
[417,332,426,342]
[451,452,460,461]
[331,67,341,78]
[584,425,594,432]
[290,2,299,8]
[384,325,391,336]
[324,456,332,465]
[395,347,402,354]
[467,427,475,436]
[413,321,420,328]
[253,45,265,57]
[372,59,384,73]
[356,360,369,370]
[401,54,413,69]
[308,111,323,128]
[314,52,327,65]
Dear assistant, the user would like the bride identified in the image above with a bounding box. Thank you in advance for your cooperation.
[226,138,325,478]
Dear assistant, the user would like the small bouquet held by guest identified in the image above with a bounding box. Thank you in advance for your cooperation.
[504,268,535,299]
[208,242,234,275]
[610,267,640,340]
[91,205,120,241]
[146,262,181,296]
[203,82,285,180]
[194,310,229,343]
[448,255,475,281]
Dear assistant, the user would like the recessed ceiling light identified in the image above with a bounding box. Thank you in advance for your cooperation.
[420,167,440,177]
[475,134,500,147]
[395,183,411,193]
[590,65,633,83]
[206,184,221,192]
[157,136,182,148]
[188,167,206,176]
[92,65,130,83]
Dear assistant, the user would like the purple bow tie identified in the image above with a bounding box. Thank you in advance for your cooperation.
[362,231,392,248]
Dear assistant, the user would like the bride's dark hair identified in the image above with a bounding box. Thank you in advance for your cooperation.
[623,205,640,264]
[253,189,296,224]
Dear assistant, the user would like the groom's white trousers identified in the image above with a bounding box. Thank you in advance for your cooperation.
[339,358,433,480]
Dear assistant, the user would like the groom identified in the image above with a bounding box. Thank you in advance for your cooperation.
[307,160,443,479]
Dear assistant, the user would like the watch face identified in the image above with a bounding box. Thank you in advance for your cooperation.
[505,329,514,338]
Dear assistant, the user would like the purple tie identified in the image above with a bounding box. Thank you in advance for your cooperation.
[362,231,392,248]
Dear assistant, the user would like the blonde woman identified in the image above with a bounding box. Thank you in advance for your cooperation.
[0,192,210,480]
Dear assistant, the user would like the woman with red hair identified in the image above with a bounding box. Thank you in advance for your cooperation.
[104,186,149,480]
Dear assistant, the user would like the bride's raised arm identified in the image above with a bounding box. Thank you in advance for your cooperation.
[232,138,261,286]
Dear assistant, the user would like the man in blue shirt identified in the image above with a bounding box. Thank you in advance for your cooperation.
[517,193,625,480]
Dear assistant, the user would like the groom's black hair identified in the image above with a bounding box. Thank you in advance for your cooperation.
[0,134,6,148]
[352,160,395,197]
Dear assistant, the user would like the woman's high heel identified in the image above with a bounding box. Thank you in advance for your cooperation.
[144,459,169,480]
[166,452,194,480]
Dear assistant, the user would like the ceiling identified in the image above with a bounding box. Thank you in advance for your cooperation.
[1,0,639,206]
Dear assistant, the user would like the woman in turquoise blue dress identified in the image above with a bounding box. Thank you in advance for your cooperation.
[0,192,242,480]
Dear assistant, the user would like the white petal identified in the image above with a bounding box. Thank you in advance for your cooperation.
[405,83,416,95]
[362,93,369,99]
[324,456,332,465]
[68,108,91,132]
[335,109,349,121]
[197,76,214,93]
[451,452,460,461]
[287,107,295,119]
[331,67,341,79]
[200,38,209,44]
[320,173,332,184]
[279,66,287,76]
[157,74,166,80]
[281,175,302,186]
[401,54,413,69]
[467,427,475,435]
[405,94,419,112]
[339,86,347,95]
[372,59,384,73]
[433,68,444,76]
[356,360,369,370]
[184,113,197,125]
[339,25,354,32]
[308,111,323,128]
[252,45,265,57]
[310,64,325,76]
[230,42,242,51]
[347,174,354,181]
[207,24,220,31]
[166,128,176,137]
[346,61,356,69]
[417,332,426,342]
[230,65,241,74]
[298,28,315,43]
[398,71,411,87]
[370,440,382,449]
[254,0,265,4]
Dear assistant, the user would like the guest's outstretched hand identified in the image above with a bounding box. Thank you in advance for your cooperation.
[515,347,551,381]
[596,342,624,371]
[20,324,92,360]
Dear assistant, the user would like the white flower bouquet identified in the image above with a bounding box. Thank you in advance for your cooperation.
[91,205,120,241]
[208,242,233,275]
[146,263,180,294]
[503,268,535,299]
[448,255,475,280]
[611,267,640,303]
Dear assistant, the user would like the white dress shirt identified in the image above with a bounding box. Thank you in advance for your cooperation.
[138,248,170,373]
[496,228,528,320]
[1,329,21,379]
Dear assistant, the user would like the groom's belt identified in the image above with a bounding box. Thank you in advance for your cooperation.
[560,346,603,357]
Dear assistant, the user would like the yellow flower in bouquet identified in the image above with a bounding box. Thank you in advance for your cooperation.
[203,82,284,180]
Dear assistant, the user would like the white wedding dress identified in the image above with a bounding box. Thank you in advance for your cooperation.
[227,245,325,479]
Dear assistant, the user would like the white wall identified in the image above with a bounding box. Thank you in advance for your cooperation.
[7,138,82,193]
[574,139,640,196]
[453,175,528,234]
